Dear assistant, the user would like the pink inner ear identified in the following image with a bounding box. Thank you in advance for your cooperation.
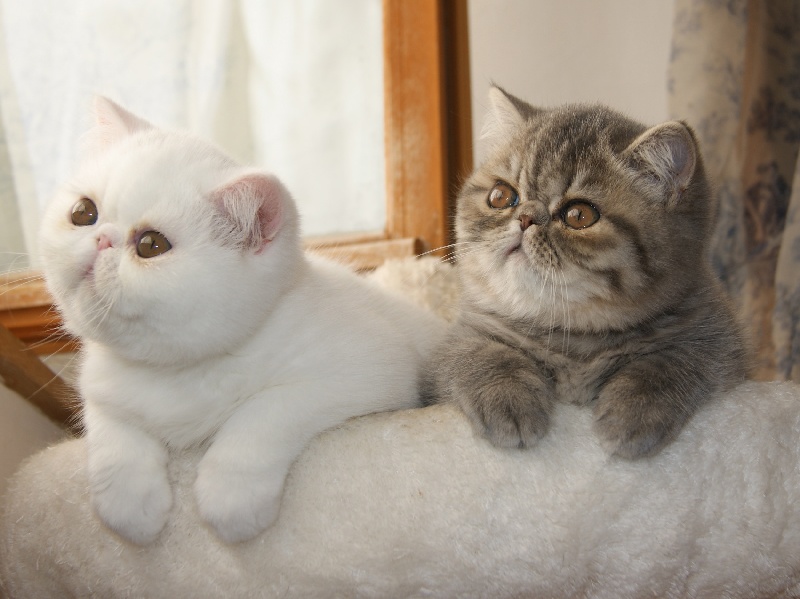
[251,175,284,248]
[213,173,284,252]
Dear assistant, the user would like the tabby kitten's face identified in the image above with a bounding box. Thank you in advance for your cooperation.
[456,87,712,332]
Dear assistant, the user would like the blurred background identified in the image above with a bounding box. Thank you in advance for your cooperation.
[0,0,676,273]
[0,0,797,380]
[0,0,386,268]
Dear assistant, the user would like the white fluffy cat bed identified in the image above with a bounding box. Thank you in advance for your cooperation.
[2,259,800,598]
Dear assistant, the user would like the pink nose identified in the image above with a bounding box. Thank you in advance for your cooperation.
[97,234,113,251]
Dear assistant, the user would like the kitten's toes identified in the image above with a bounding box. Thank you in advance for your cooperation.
[90,462,172,545]
[593,389,683,459]
[195,464,284,543]
[459,391,551,449]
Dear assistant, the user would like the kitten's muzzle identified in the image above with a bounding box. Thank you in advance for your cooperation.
[518,205,550,231]
[97,233,113,251]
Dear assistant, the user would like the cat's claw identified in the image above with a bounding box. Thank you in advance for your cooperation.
[89,462,172,545]
[194,464,284,544]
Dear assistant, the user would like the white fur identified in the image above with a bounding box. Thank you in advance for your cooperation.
[2,380,799,598]
[458,217,612,329]
[38,97,444,544]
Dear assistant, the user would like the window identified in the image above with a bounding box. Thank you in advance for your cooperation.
[0,0,471,427]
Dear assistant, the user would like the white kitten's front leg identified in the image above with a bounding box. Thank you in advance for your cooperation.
[84,403,172,545]
[195,388,335,543]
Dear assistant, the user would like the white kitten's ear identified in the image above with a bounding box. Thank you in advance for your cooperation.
[86,96,153,152]
[212,173,285,253]
[481,85,538,142]
[624,121,698,207]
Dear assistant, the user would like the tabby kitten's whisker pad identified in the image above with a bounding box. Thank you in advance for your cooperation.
[423,85,746,459]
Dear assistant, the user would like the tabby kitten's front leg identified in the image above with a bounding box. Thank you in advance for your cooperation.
[593,349,713,459]
[432,330,556,449]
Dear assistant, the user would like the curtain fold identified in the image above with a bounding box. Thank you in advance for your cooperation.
[670,0,800,382]
[0,0,384,272]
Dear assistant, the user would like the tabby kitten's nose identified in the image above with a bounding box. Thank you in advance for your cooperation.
[518,207,549,231]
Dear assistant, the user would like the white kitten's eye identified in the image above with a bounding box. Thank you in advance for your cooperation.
[562,201,600,229]
[137,231,172,258]
[71,198,98,226]
[487,181,519,210]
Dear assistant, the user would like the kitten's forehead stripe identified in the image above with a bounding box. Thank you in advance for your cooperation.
[508,153,522,181]
[573,163,616,192]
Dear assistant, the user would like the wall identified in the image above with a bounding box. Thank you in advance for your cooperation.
[468,0,675,164]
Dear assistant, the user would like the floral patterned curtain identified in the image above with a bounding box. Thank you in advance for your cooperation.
[669,0,800,382]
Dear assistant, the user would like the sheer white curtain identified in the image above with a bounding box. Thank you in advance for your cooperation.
[0,0,384,271]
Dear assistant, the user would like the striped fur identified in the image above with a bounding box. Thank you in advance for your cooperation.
[424,87,747,459]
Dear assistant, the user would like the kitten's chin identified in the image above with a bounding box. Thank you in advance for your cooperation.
[463,267,549,323]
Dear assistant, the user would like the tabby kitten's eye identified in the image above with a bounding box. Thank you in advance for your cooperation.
[137,231,172,258]
[71,198,98,226]
[562,201,600,229]
[487,181,519,210]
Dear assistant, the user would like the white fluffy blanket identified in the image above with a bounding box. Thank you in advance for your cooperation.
[2,380,799,598]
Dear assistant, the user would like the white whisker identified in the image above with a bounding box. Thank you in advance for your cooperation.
[544,253,555,359]
[558,267,571,355]
[416,242,473,259]
[0,273,46,300]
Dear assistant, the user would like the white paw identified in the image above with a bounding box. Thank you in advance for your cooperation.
[89,461,172,545]
[194,462,284,544]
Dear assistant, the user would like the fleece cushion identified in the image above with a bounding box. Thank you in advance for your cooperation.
[1,380,799,598]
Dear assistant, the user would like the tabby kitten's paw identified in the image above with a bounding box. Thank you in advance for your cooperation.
[458,385,552,449]
[593,376,686,459]
[89,461,172,545]
[194,460,284,544]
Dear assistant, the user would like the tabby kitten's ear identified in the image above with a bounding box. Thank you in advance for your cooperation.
[482,85,542,143]
[211,173,285,252]
[88,96,154,150]
[624,121,698,207]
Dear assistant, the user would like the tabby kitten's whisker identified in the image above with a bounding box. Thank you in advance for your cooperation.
[441,245,485,265]
[417,242,474,259]
[558,268,571,355]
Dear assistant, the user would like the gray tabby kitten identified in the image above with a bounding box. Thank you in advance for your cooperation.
[423,86,746,459]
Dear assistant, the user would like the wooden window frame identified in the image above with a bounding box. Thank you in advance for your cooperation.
[0,0,472,428]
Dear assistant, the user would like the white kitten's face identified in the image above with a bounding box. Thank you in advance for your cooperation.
[40,100,300,365]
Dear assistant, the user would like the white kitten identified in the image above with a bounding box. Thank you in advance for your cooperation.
[40,97,444,545]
